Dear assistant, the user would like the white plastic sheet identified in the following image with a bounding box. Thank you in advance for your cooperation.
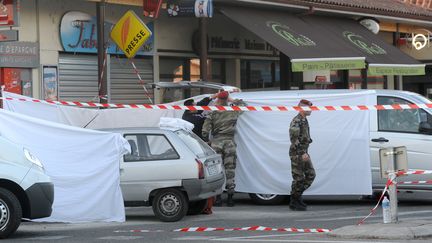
[0,108,130,222]
[3,90,373,195]
[232,90,373,195]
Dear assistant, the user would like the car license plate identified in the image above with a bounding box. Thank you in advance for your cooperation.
[207,164,218,176]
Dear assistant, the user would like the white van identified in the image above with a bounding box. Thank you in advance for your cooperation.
[249,89,432,205]
[0,136,54,239]
[103,127,224,222]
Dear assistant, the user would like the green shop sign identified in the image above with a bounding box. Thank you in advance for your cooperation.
[291,58,365,72]
[368,65,425,76]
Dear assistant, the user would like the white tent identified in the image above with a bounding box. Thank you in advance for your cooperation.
[3,90,373,195]
[0,108,130,222]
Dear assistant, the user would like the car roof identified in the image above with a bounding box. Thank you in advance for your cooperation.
[150,81,240,91]
[99,127,179,133]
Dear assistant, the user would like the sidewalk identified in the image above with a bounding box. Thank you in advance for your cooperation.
[329,220,432,240]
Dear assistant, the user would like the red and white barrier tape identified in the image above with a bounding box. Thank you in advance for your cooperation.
[357,175,396,225]
[398,170,432,176]
[113,226,331,233]
[175,226,331,233]
[2,97,432,112]
[398,180,432,185]
[129,60,153,104]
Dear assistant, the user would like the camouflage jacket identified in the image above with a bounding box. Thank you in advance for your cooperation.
[289,114,312,157]
[202,99,246,142]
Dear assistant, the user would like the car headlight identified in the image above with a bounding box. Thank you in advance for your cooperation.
[23,148,44,168]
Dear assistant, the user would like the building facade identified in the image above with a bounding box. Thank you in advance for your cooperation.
[1,0,432,104]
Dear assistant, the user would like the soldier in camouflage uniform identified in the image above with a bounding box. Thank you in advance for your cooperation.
[202,91,246,207]
[289,99,316,211]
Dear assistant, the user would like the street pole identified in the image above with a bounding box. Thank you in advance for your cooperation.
[387,151,398,223]
[97,0,107,104]
[199,18,208,81]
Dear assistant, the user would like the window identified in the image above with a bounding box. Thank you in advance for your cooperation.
[174,130,215,158]
[378,96,428,133]
[124,134,179,162]
[241,60,280,89]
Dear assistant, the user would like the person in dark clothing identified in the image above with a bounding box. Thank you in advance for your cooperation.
[182,94,218,139]
[182,93,218,214]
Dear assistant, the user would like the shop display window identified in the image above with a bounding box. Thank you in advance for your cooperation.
[241,60,280,90]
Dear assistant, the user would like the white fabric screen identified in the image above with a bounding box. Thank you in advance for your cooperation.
[0,108,130,222]
[3,90,373,195]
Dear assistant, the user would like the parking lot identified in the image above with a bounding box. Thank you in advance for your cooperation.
[8,192,432,243]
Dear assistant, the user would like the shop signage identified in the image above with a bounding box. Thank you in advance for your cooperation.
[0,41,39,68]
[291,58,365,72]
[412,33,429,50]
[143,0,163,18]
[166,0,213,18]
[110,10,152,58]
[0,0,19,26]
[368,65,426,76]
[209,36,277,53]
[266,21,316,47]
[343,31,386,55]
[60,11,154,56]
[0,29,18,42]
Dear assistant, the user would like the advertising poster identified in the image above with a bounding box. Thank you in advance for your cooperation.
[42,66,58,101]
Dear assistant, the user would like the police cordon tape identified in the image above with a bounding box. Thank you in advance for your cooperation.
[398,180,432,185]
[2,96,432,112]
[397,169,432,175]
[358,169,432,225]
[113,226,331,233]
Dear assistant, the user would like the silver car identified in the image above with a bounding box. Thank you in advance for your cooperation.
[104,127,224,222]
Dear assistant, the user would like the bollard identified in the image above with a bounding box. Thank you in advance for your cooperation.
[383,149,399,223]
[387,172,398,223]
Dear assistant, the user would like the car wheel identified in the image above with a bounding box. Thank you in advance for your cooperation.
[0,188,22,239]
[152,189,188,222]
[187,199,208,215]
[249,193,286,205]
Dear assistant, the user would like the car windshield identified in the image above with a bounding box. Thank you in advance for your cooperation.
[174,130,215,158]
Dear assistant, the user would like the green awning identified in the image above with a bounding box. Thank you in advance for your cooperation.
[221,6,424,75]
[291,57,366,72]
[367,64,426,76]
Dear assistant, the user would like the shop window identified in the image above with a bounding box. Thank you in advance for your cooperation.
[348,69,384,89]
[378,96,426,133]
[159,58,185,82]
[240,60,280,90]
[0,68,32,96]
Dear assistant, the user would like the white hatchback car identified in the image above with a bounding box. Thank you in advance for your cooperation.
[104,127,224,222]
[0,136,53,239]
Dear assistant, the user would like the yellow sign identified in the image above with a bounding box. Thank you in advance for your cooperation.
[110,10,152,58]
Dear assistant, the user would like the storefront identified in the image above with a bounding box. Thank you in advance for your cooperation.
[7,0,432,104]
[0,1,38,97]
[58,10,154,103]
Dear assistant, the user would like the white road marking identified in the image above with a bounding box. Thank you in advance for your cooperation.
[98,236,144,240]
[18,236,70,240]
[297,210,432,222]
[174,236,218,240]
[211,235,397,243]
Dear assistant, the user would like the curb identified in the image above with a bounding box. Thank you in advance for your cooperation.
[329,220,432,240]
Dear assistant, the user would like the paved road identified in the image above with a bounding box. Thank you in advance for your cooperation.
[7,192,432,242]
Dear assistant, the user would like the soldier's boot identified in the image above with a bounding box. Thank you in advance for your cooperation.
[214,195,223,207]
[289,197,306,211]
[227,193,234,207]
[298,196,307,208]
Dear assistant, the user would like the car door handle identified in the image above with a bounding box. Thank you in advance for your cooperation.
[371,137,389,143]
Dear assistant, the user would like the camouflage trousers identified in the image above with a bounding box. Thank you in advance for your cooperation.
[290,155,316,199]
[211,138,237,194]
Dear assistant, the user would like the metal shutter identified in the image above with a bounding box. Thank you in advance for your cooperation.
[109,56,154,104]
[58,54,99,102]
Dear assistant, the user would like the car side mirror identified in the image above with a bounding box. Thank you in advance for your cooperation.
[419,122,432,135]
